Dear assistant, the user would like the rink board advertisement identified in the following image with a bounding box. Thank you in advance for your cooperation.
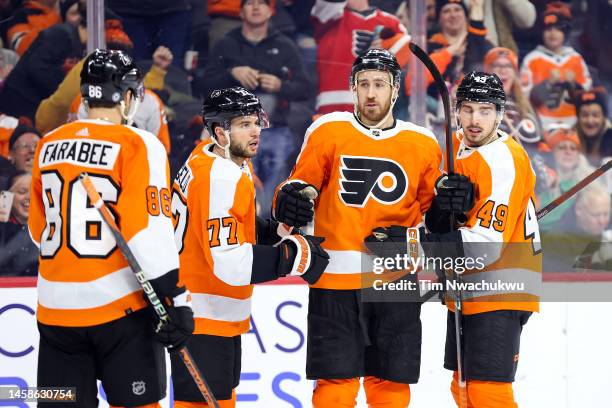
[1,281,612,407]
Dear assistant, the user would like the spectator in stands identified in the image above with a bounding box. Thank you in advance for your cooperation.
[538,126,595,232]
[2,0,61,56]
[481,0,535,52]
[520,1,592,131]
[574,88,612,167]
[484,46,542,148]
[60,0,82,26]
[207,0,278,49]
[35,24,168,134]
[0,171,38,277]
[427,0,492,88]
[7,125,40,173]
[312,0,410,114]
[0,113,19,159]
[542,185,611,272]
[0,47,19,89]
[579,0,612,115]
[0,19,86,120]
[393,0,437,37]
[107,0,191,68]
[203,0,310,215]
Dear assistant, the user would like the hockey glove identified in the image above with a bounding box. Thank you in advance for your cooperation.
[154,286,194,351]
[274,182,316,228]
[435,174,475,214]
[277,235,330,284]
[365,225,424,260]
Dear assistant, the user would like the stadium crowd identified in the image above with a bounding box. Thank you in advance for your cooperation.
[1,0,612,276]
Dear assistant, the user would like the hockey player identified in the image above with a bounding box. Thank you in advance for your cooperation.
[272,49,474,407]
[28,49,194,407]
[366,72,541,408]
[170,87,329,407]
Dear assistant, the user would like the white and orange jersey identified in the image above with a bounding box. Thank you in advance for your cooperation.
[275,112,442,290]
[0,114,19,158]
[520,45,592,127]
[172,142,257,337]
[28,119,178,327]
[447,130,541,315]
[69,89,171,154]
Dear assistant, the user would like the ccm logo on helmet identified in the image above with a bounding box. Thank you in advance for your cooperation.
[338,155,408,207]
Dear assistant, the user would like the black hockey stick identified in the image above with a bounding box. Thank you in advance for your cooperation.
[80,173,220,408]
[409,41,468,407]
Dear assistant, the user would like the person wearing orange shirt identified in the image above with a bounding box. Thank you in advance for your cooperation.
[367,72,541,408]
[272,48,474,407]
[170,87,329,407]
[28,49,194,408]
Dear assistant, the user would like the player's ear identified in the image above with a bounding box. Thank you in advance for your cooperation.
[214,125,227,144]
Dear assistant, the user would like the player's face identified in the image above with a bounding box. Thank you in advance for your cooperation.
[578,104,606,138]
[65,3,82,26]
[489,56,515,93]
[543,27,564,51]
[439,4,466,34]
[458,101,499,147]
[241,0,272,27]
[576,194,610,235]
[229,114,261,159]
[552,140,580,172]
[355,70,394,126]
[9,174,31,225]
[9,132,40,172]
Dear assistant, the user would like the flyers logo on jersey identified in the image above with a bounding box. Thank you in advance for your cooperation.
[338,155,407,207]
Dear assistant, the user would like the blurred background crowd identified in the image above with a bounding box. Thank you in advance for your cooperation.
[1,0,611,276]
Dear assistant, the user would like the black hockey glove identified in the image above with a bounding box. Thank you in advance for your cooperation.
[435,173,475,214]
[277,235,330,284]
[273,182,316,228]
[365,225,417,259]
[154,286,194,351]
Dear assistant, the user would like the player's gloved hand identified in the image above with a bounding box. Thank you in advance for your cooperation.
[154,286,194,351]
[277,235,330,284]
[435,173,475,214]
[273,182,317,228]
[365,225,424,259]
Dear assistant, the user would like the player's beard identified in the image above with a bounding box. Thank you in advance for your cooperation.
[230,141,256,159]
[359,97,392,125]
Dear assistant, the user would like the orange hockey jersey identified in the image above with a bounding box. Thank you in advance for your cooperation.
[68,89,171,153]
[446,130,541,315]
[275,112,442,289]
[28,119,179,327]
[172,142,257,337]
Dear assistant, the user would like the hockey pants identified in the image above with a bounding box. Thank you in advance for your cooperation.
[173,390,236,408]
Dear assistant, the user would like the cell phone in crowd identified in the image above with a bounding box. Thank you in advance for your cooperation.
[0,190,14,222]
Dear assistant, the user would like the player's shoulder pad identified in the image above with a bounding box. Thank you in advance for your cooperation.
[306,111,354,135]
[395,119,439,144]
[126,124,167,156]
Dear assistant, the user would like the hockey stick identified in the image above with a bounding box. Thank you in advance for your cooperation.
[537,159,612,220]
[79,173,220,408]
[409,41,468,408]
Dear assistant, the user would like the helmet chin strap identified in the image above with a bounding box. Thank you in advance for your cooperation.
[120,97,140,126]
[211,127,232,160]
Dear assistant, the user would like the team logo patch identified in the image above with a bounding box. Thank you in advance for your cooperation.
[338,155,408,207]
[132,380,146,396]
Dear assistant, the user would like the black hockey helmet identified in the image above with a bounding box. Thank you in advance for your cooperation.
[80,49,143,105]
[456,71,506,111]
[350,48,402,88]
[202,87,268,138]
